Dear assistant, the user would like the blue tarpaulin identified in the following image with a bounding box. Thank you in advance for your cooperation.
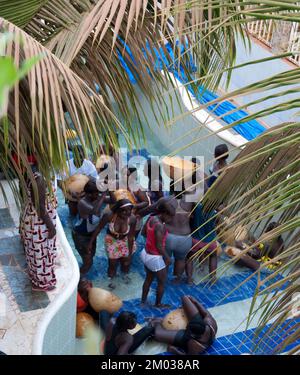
[117,41,265,141]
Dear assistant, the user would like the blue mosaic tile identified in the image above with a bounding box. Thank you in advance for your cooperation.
[211,341,226,351]
[229,347,241,355]
[57,170,299,356]
[230,336,242,346]
[0,208,15,229]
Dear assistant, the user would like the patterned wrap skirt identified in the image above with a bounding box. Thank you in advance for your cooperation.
[20,184,57,290]
[104,234,136,259]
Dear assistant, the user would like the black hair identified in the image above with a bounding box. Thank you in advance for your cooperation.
[111,198,133,213]
[83,180,98,194]
[116,311,136,330]
[156,200,175,216]
[191,157,201,165]
[187,317,206,336]
[214,144,229,160]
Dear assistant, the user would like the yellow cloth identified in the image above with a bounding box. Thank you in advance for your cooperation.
[258,255,282,270]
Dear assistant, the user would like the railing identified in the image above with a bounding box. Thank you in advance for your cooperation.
[247,19,300,66]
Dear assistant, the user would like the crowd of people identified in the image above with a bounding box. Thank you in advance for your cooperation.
[19,143,285,355]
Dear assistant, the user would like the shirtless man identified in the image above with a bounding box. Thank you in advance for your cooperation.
[147,188,194,283]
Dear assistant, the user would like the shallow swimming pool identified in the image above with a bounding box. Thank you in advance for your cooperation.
[57,143,300,355]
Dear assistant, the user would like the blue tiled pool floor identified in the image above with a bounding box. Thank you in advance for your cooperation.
[57,189,299,355]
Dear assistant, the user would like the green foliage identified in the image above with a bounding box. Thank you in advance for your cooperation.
[0,33,41,117]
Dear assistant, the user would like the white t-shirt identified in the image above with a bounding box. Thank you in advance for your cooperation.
[58,158,98,180]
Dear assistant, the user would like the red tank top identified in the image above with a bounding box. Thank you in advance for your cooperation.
[145,217,168,256]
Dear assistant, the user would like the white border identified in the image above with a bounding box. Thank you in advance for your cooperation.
[31,215,80,355]
[164,72,249,148]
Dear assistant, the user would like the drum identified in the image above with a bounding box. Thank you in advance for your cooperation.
[112,189,136,204]
[88,288,123,313]
[96,155,113,171]
[76,312,95,338]
[162,156,196,180]
[162,308,188,330]
[63,174,89,202]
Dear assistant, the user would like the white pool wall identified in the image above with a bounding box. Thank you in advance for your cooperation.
[32,216,80,355]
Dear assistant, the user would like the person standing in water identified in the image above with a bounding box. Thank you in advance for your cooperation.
[122,166,150,238]
[140,200,175,308]
[161,190,194,284]
[208,144,229,188]
[144,158,165,204]
[72,180,108,275]
[57,145,98,216]
[87,199,137,289]
[138,188,194,284]
[187,202,219,285]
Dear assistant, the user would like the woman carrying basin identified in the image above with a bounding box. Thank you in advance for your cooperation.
[87,199,136,289]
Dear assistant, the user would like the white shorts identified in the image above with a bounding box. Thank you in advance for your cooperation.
[140,248,166,272]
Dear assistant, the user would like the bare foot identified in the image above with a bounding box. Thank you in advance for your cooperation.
[186,278,194,285]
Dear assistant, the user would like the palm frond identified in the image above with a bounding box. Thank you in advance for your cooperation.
[0,17,124,198]
[198,122,300,353]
